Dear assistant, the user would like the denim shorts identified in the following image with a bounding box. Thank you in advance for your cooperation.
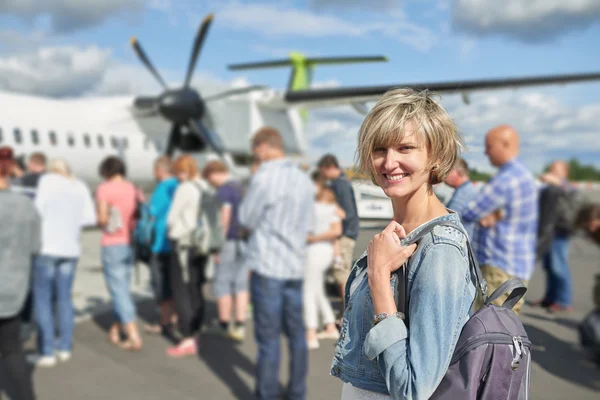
[101,244,136,324]
[213,240,249,298]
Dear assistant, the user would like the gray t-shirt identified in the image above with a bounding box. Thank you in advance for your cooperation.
[0,190,41,318]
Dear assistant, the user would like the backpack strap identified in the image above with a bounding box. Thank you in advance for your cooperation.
[395,220,488,327]
[191,180,205,219]
[485,278,527,310]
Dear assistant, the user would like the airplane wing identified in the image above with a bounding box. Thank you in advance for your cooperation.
[283,71,600,109]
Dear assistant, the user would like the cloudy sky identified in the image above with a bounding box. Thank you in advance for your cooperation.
[0,0,599,173]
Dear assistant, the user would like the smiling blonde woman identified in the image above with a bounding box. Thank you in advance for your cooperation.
[330,88,477,400]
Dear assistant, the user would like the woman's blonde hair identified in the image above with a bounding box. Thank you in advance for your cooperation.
[356,88,463,186]
[48,158,72,177]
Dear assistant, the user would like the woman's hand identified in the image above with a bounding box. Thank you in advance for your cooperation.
[367,221,417,315]
[367,221,417,282]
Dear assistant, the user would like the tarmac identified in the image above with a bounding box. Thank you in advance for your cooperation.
[1,205,600,399]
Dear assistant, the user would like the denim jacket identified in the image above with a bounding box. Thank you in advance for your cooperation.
[331,213,477,399]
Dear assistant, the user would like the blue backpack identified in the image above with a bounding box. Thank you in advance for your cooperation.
[132,200,155,264]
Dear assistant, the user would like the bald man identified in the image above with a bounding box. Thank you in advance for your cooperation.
[462,125,539,315]
[534,160,577,312]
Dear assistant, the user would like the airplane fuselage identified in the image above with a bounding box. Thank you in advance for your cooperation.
[0,90,308,192]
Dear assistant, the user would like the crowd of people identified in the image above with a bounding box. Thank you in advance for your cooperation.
[0,87,599,399]
[0,126,363,399]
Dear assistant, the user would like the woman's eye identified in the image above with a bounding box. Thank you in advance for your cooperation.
[373,147,386,152]
[398,146,414,151]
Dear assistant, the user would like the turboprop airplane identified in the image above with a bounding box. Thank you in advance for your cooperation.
[1,12,600,195]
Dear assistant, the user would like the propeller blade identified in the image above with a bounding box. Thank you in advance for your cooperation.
[188,119,238,173]
[165,123,180,157]
[184,13,215,88]
[188,118,224,155]
[130,37,168,89]
[204,85,268,102]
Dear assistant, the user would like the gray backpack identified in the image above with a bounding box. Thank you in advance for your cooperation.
[396,220,532,400]
[188,181,224,256]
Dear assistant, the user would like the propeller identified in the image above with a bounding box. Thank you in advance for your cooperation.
[129,13,264,168]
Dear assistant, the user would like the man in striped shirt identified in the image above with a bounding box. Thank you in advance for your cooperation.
[462,125,539,316]
[239,127,315,400]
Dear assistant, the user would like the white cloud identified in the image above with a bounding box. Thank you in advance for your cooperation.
[0,45,174,97]
[218,3,438,52]
[305,90,600,173]
[91,63,164,97]
[453,0,600,42]
[0,46,112,97]
[306,106,363,166]
[0,29,47,52]
[0,0,144,33]
[0,43,251,100]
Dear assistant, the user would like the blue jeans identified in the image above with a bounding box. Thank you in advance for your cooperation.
[101,245,136,324]
[543,235,572,307]
[33,255,78,356]
[251,273,307,400]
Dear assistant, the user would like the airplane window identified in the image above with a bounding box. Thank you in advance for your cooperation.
[67,134,75,147]
[111,136,118,149]
[0,127,3,143]
[83,134,91,148]
[49,131,57,146]
[122,137,128,149]
[97,135,104,148]
[31,129,39,145]
[14,128,22,144]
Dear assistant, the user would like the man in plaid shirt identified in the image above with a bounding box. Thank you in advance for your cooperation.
[462,125,539,315]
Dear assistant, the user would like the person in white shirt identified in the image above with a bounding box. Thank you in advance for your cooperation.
[304,182,343,350]
[28,159,96,367]
[166,154,211,358]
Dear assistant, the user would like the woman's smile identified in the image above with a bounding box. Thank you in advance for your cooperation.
[383,173,411,185]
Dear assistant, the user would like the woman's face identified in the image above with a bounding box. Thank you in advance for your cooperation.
[370,128,431,200]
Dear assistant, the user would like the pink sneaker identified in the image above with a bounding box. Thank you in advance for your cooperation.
[166,338,198,358]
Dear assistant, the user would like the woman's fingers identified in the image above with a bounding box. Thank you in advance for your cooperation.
[381,220,407,244]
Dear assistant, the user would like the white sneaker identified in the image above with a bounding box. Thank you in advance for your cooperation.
[27,354,57,368]
[57,351,72,362]
[229,326,246,342]
[307,338,320,350]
